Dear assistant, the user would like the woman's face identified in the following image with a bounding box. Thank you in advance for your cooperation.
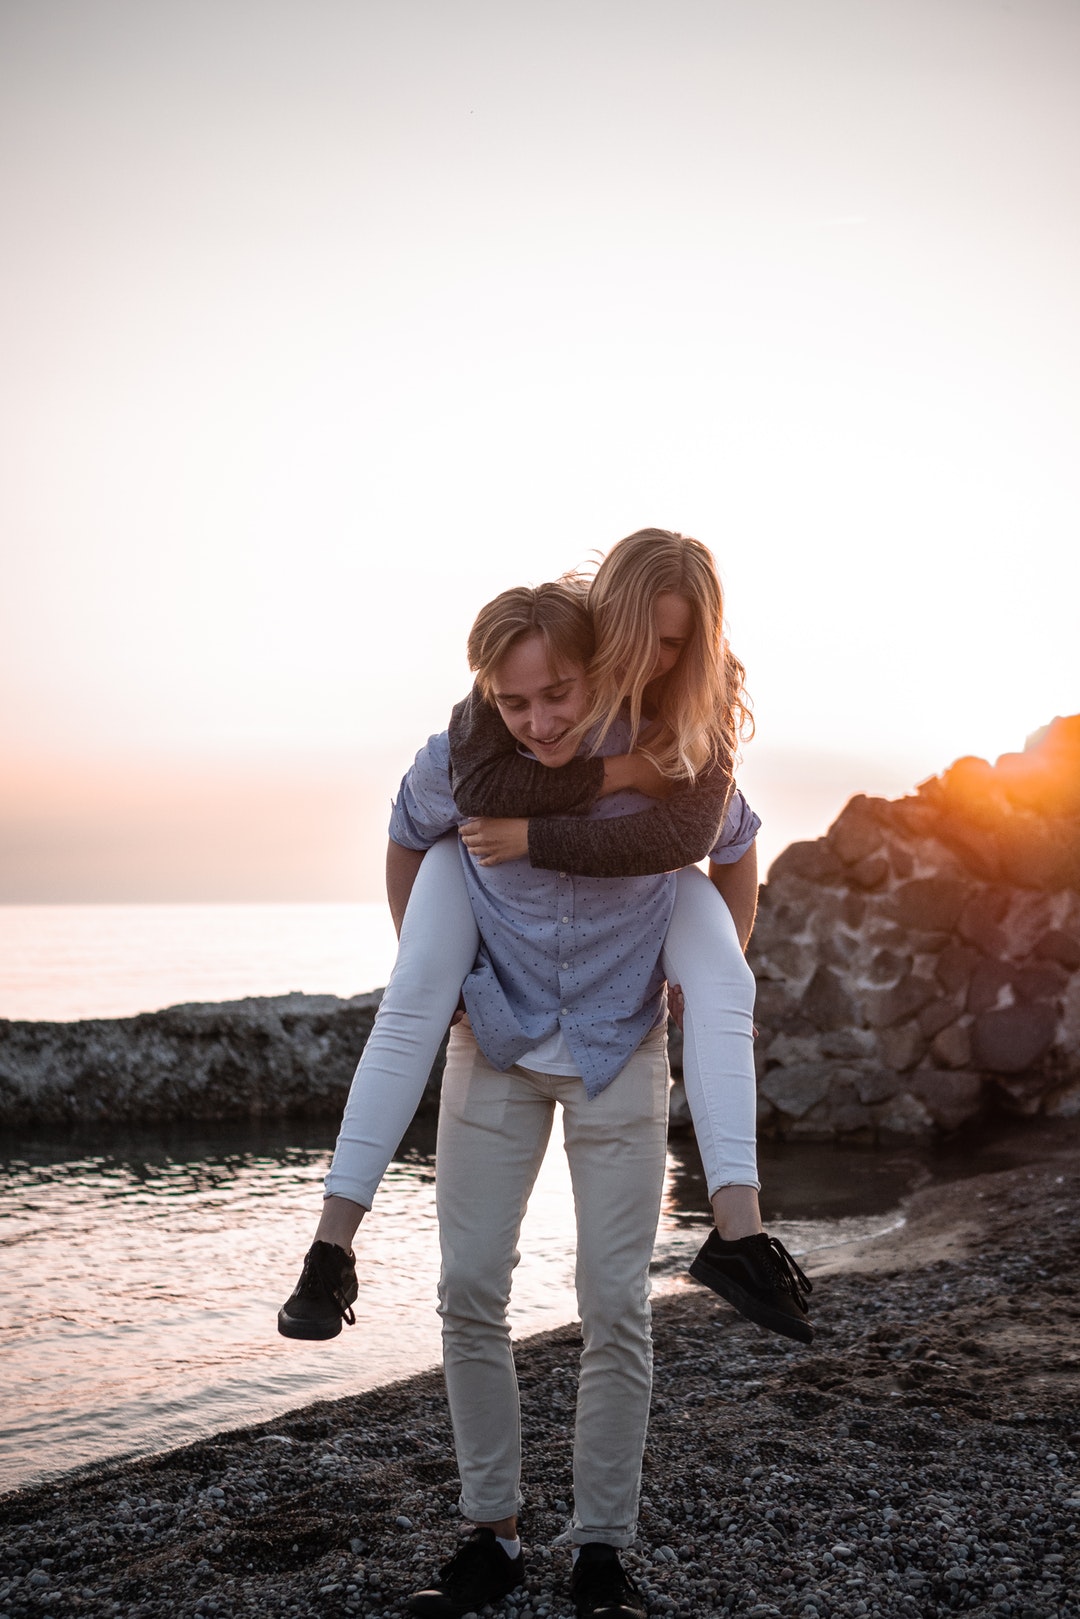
[490,632,590,769]
[649,592,694,682]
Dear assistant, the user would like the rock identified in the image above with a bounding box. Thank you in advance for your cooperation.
[971,1005,1057,1073]
[758,1063,835,1118]
[840,891,866,928]
[863,976,939,1030]
[1000,889,1059,957]
[999,822,1080,890]
[853,1068,900,1105]
[826,797,885,866]
[819,1028,875,1059]
[753,981,801,1025]
[886,797,941,838]
[755,939,815,983]
[876,1023,924,1072]
[799,967,858,1031]
[865,949,912,986]
[990,1070,1049,1115]
[767,841,845,885]
[966,960,1014,1016]
[1012,962,1069,1003]
[918,995,964,1038]
[1059,974,1080,1062]
[890,878,968,933]
[1045,1076,1080,1117]
[1033,929,1080,971]
[956,886,1010,952]
[935,820,1002,879]
[929,1023,972,1070]
[935,944,981,996]
[874,1091,934,1134]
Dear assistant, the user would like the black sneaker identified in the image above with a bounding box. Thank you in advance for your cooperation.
[277,1241,358,1339]
[407,1527,525,1618]
[688,1230,813,1343]
[571,1543,646,1619]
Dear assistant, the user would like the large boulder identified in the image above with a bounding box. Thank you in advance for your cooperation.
[746,715,1080,1141]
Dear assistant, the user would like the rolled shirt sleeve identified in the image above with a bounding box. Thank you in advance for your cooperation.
[707,788,761,865]
[387,733,460,850]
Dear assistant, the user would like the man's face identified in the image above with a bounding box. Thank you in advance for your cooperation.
[490,632,590,770]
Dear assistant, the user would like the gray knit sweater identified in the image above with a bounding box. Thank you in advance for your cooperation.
[447,683,734,878]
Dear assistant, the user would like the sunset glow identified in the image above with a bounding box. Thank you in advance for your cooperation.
[3,0,1078,900]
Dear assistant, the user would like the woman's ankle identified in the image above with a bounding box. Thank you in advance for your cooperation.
[711,1184,763,1242]
[313,1194,367,1254]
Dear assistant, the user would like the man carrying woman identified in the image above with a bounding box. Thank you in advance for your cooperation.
[278,534,811,1618]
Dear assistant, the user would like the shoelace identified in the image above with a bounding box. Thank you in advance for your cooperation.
[761,1236,813,1311]
[303,1248,356,1325]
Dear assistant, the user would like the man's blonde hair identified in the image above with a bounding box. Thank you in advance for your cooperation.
[467,577,595,701]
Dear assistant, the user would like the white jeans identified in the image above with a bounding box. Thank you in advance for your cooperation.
[436,1023,670,1544]
[661,864,759,1193]
[325,836,479,1209]
[324,839,759,1207]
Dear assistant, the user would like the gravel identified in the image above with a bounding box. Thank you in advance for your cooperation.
[1,1135,1077,1619]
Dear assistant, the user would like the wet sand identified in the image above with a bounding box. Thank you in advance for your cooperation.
[2,1121,1077,1619]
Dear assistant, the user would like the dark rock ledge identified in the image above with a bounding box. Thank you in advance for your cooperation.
[0,992,406,1131]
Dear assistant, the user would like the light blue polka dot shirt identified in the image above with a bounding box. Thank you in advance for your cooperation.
[389,725,760,1098]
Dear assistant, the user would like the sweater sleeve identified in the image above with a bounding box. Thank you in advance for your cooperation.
[526,766,735,878]
[448,682,605,817]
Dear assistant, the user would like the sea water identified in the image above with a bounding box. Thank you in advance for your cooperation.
[0,902,399,1023]
[0,1119,929,1498]
[0,905,923,1496]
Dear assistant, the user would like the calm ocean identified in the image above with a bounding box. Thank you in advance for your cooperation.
[0,902,401,1023]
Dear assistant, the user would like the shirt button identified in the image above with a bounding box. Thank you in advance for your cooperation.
[561,916,569,924]
[561,1008,569,1016]
[559,872,568,878]
[561,962,569,970]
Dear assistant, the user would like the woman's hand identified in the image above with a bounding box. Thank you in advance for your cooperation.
[460,817,530,866]
[668,983,759,1040]
[668,983,685,1030]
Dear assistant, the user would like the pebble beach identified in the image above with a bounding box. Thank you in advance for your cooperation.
[2,1122,1077,1619]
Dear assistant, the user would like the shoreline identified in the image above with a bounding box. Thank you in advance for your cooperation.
[2,1123,1077,1618]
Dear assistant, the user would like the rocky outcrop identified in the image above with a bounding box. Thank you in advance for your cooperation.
[744,715,1080,1140]
[0,991,450,1130]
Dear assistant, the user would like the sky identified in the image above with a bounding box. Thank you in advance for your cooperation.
[2,0,1078,902]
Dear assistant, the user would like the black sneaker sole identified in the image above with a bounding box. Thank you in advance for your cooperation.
[688,1252,814,1344]
[277,1307,345,1341]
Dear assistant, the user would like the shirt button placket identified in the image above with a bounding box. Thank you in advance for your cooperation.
[558,876,572,1019]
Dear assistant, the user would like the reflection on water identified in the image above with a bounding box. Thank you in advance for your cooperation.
[0,1119,1009,1496]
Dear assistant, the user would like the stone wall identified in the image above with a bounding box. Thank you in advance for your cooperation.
[743,715,1080,1140]
[0,992,445,1130]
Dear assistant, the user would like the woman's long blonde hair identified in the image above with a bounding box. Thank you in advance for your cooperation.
[583,528,753,780]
